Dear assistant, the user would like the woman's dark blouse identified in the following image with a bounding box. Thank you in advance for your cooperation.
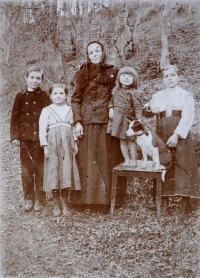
[71,65,118,124]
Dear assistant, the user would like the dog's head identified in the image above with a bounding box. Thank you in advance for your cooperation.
[126,119,144,137]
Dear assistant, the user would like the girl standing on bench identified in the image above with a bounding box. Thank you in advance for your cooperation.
[107,67,142,167]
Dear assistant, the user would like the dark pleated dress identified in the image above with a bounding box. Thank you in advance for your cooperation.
[156,115,200,197]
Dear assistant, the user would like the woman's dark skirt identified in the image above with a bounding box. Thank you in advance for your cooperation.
[72,123,126,205]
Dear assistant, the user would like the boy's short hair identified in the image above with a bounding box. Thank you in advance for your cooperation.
[162,64,179,75]
[49,84,68,95]
[25,65,44,80]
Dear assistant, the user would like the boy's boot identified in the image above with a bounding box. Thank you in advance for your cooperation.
[24,199,34,211]
[61,198,71,216]
[52,198,62,217]
[34,199,44,212]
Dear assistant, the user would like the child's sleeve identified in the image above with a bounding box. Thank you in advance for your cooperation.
[39,108,49,146]
[132,92,142,119]
[174,93,194,139]
[108,94,114,109]
[10,93,21,141]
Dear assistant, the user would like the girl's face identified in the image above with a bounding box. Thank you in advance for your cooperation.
[163,68,179,88]
[50,87,66,105]
[87,43,103,64]
[120,73,134,88]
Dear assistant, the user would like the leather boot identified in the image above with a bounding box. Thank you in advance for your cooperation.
[24,199,34,211]
[52,198,62,217]
[34,200,44,212]
[61,198,71,216]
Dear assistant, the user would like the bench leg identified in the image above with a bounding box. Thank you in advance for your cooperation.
[110,171,118,216]
[156,176,162,224]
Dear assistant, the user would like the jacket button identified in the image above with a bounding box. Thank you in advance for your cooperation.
[26,113,29,115]
[25,102,28,104]
[33,101,36,104]
[34,132,37,135]
[33,112,36,115]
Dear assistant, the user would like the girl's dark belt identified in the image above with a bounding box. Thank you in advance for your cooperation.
[158,110,182,118]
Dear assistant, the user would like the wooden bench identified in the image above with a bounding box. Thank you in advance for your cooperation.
[110,160,163,223]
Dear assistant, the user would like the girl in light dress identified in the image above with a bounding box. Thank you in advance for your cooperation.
[144,65,199,217]
[107,67,142,167]
[39,84,81,217]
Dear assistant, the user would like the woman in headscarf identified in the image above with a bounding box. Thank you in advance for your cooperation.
[71,41,126,210]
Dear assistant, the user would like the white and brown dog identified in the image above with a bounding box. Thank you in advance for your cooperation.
[126,120,172,178]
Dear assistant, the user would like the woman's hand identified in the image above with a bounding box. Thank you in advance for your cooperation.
[166,133,179,148]
[75,122,83,138]
[43,146,48,159]
[12,139,20,146]
[109,108,114,119]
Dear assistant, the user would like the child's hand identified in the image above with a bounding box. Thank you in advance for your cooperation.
[12,140,20,146]
[109,108,114,119]
[166,133,179,148]
[74,141,78,155]
[144,103,151,112]
[75,122,83,138]
[43,146,48,158]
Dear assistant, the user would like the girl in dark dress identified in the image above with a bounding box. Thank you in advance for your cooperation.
[71,41,126,208]
[145,65,199,216]
[107,67,142,167]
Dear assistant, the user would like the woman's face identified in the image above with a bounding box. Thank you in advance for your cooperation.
[87,43,103,64]
[163,68,179,88]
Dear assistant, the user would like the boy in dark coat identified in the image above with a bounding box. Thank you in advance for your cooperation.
[10,65,51,211]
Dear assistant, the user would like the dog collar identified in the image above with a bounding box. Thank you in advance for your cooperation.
[136,132,144,137]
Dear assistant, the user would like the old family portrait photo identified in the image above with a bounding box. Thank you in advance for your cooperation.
[1,0,200,277]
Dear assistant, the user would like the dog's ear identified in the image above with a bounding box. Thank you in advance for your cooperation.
[127,116,134,123]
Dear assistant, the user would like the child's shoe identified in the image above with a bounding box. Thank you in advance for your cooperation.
[61,198,71,216]
[24,199,34,211]
[34,200,44,212]
[52,198,62,217]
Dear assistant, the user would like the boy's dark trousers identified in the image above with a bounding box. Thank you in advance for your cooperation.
[20,140,45,201]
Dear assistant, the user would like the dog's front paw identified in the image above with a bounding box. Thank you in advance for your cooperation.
[141,162,147,169]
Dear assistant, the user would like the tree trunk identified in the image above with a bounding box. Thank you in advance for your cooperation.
[160,1,171,69]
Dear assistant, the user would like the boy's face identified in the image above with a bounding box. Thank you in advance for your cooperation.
[25,71,42,90]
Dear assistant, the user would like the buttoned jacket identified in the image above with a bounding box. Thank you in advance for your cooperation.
[71,65,118,124]
[10,87,51,142]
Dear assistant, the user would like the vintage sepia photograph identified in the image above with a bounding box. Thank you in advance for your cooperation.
[0,0,200,277]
